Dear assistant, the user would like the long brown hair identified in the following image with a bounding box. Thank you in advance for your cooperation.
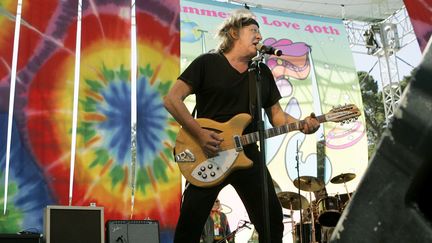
[216,9,259,53]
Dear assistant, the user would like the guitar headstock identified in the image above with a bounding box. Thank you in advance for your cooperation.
[325,104,361,123]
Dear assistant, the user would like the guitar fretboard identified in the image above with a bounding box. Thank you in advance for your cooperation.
[240,115,327,145]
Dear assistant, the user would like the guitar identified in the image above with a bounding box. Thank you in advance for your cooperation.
[174,104,361,188]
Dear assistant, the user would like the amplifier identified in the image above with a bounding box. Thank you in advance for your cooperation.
[44,205,104,243]
[0,233,41,243]
[106,220,160,243]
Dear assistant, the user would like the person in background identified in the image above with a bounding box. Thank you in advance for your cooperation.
[164,8,320,243]
[200,199,234,243]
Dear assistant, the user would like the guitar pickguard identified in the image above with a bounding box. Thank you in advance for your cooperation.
[191,149,239,183]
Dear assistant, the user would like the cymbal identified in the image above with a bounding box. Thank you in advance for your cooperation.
[293,176,325,192]
[277,191,309,210]
[331,173,356,184]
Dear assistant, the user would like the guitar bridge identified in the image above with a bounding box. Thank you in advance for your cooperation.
[233,135,243,151]
[175,149,196,162]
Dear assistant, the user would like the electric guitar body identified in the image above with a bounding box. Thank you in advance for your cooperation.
[174,113,253,188]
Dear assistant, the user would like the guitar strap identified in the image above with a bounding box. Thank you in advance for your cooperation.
[248,67,257,119]
[191,105,197,118]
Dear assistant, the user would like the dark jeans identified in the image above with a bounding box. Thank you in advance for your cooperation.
[174,145,284,243]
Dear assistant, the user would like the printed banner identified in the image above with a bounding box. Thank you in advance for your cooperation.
[181,0,367,193]
[181,1,367,241]
[1,1,181,242]
[0,0,17,82]
[404,0,432,52]
[72,0,134,219]
[134,1,181,241]
[0,0,67,232]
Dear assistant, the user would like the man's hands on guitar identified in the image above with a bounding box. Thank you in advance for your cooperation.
[301,112,320,134]
[199,129,224,157]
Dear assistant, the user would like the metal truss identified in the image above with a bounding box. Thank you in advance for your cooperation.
[344,7,416,124]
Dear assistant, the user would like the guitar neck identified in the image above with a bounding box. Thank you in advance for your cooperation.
[240,114,327,145]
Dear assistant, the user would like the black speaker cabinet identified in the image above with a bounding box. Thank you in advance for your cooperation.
[106,220,160,243]
[330,38,432,242]
[44,205,104,243]
[0,234,41,243]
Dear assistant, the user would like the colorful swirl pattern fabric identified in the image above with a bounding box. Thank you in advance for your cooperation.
[1,0,62,233]
[0,1,181,241]
[0,0,17,83]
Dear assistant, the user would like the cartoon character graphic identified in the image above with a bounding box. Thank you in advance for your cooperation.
[262,37,333,181]
[263,37,311,97]
[263,37,365,184]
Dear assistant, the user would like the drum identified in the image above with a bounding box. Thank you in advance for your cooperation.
[294,223,321,243]
[317,196,341,227]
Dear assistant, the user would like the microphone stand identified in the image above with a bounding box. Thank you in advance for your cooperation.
[248,52,271,243]
[295,140,303,243]
[215,221,251,243]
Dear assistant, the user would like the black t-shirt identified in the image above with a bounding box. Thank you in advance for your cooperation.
[179,51,281,133]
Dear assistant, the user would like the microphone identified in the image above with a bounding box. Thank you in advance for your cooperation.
[256,43,282,56]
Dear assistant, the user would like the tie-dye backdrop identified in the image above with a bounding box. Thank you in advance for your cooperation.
[0,1,180,242]
[403,0,432,52]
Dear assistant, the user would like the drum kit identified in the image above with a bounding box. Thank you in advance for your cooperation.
[277,173,356,243]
